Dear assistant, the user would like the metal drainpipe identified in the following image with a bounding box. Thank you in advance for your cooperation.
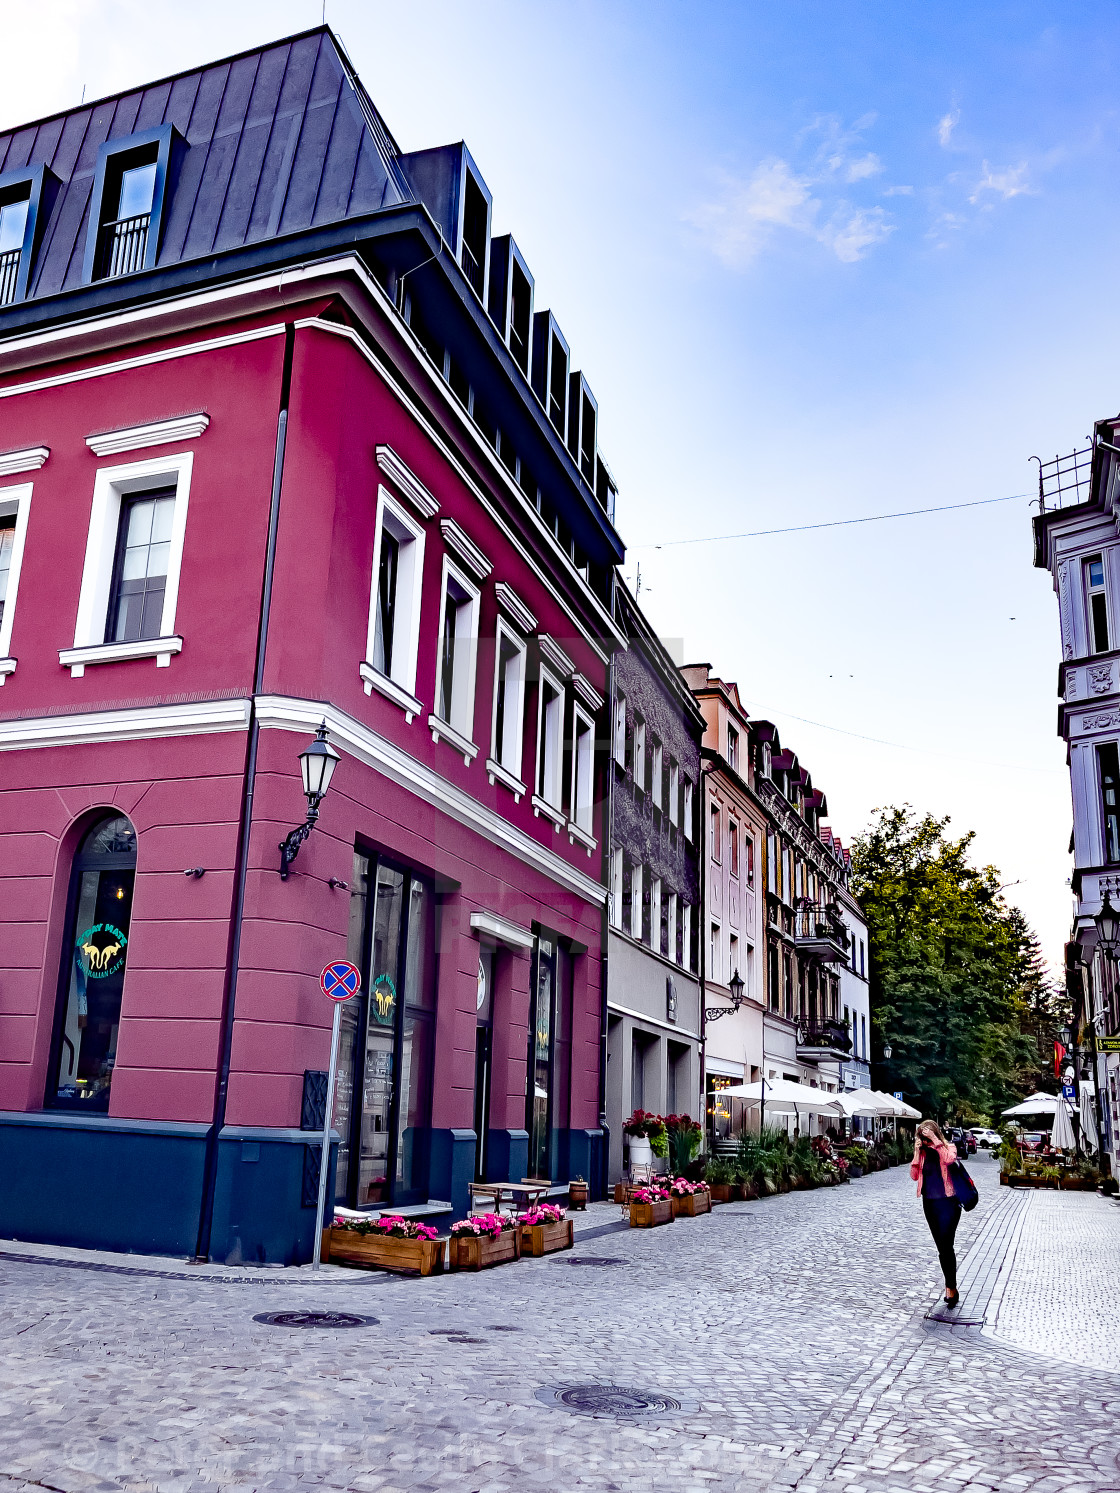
[194,323,295,1262]
[597,570,617,1201]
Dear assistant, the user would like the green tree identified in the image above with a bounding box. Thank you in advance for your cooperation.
[850,806,1054,1124]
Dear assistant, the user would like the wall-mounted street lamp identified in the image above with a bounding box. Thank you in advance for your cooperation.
[1096,892,1120,957]
[705,968,746,1025]
[279,721,340,880]
[883,1043,893,1060]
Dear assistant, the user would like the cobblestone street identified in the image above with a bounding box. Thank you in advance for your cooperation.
[2,1156,1119,1493]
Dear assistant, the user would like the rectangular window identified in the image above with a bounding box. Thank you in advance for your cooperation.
[434,561,480,743]
[768,944,779,1011]
[106,486,175,643]
[745,834,755,887]
[710,801,721,862]
[571,706,594,834]
[860,940,866,977]
[363,488,425,710]
[633,716,646,792]
[83,127,177,286]
[0,517,15,629]
[631,862,643,940]
[610,847,623,928]
[650,878,661,952]
[727,723,739,772]
[782,847,792,902]
[1087,556,1110,654]
[490,623,527,781]
[861,1014,867,1059]
[795,858,804,901]
[535,670,564,808]
[683,778,693,839]
[613,691,626,764]
[729,818,739,878]
[669,762,679,826]
[681,902,692,971]
[0,190,30,306]
[782,950,793,1019]
[710,922,721,982]
[729,933,739,982]
[622,858,633,934]
[651,741,663,810]
[667,892,678,963]
[1101,742,1120,863]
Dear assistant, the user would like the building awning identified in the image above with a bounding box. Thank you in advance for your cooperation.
[706,1056,745,1079]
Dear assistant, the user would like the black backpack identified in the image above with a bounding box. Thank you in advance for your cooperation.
[950,1159,979,1211]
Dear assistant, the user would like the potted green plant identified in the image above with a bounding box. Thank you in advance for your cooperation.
[664,1114,703,1175]
[448,1213,521,1271]
[842,1147,866,1179]
[519,1202,574,1256]
[322,1213,445,1276]
[624,1110,669,1171]
[703,1156,733,1203]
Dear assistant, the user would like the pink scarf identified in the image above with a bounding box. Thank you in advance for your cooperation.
[909,1140,957,1198]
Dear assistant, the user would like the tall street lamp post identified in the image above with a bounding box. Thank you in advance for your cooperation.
[1092,893,1119,1170]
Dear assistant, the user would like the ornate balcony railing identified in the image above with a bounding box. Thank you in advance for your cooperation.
[793,903,848,962]
[98,212,150,280]
[797,1018,853,1058]
[1034,446,1092,513]
[0,247,20,306]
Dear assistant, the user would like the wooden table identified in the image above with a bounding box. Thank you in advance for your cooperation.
[468,1180,553,1215]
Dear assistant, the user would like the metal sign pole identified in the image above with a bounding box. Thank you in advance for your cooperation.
[312,998,343,1273]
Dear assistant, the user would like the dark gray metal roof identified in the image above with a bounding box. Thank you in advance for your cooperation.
[0,27,414,301]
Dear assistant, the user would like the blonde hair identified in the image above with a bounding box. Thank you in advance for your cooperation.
[917,1120,948,1147]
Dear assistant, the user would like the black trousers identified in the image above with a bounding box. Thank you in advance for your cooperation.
[923,1197,962,1290]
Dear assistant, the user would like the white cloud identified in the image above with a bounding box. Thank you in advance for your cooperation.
[687,160,818,267]
[970,161,1034,203]
[938,110,960,148]
[844,152,883,183]
[883,184,915,196]
[821,206,894,262]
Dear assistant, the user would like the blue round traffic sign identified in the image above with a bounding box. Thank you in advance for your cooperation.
[321,961,361,1002]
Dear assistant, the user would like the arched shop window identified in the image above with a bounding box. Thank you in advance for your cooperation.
[48,814,137,1112]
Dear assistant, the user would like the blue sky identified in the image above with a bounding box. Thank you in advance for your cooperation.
[6,0,1120,967]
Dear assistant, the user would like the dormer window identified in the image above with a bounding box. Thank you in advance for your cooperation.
[0,163,52,308]
[460,170,489,300]
[83,126,178,285]
[0,192,29,305]
[509,261,532,373]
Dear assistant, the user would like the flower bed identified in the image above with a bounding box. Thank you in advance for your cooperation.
[448,1213,521,1271]
[629,1185,673,1228]
[519,1203,574,1256]
[323,1214,445,1276]
[668,1178,711,1218]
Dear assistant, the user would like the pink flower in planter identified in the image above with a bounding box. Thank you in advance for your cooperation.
[520,1203,566,1226]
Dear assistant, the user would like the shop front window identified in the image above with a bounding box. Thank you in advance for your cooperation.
[333,850,436,1207]
[526,931,571,1181]
[49,814,137,1112]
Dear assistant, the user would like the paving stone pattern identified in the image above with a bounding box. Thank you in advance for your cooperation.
[1,1154,1118,1493]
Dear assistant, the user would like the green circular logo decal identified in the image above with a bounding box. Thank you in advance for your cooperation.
[371,974,397,1025]
[76,923,128,979]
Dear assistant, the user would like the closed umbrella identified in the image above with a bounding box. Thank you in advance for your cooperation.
[1080,1086,1099,1151]
[1051,1097,1076,1151]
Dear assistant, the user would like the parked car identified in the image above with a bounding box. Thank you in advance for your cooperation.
[1018,1131,1048,1153]
[969,1128,1002,1149]
[947,1127,977,1156]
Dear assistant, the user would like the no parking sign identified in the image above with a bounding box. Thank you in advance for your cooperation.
[312,960,362,1270]
[320,960,361,1002]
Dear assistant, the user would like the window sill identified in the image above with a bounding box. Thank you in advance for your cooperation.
[531,794,566,831]
[0,657,15,684]
[428,713,479,765]
[485,756,527,801]
[59,636,183,678]
[360,662,422,723]
[567,820,597,857]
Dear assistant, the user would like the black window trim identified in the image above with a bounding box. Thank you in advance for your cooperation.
[82,124,180,286]
[0,163,55,305]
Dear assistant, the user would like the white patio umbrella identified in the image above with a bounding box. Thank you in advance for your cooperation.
[1001,1092,1061,1119]
[719,1079,842,1132]
[872,1090,921,1120]
[833,1089,883,1118]
[1051,1096,1076,1151]
[1080,1086,1099,1150]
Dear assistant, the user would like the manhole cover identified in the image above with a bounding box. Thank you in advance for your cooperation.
[536,1384,695,1419]
[487,1324,522,1331]
[561,1256,626,1267]
[253,1311,375,1329]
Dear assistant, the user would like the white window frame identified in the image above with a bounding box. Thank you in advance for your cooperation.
[361,485,426,721]
[651,741,663,811]
[651,877,662,952]
[682,902,692,971]
[0,481,33,680]
[711,922,721,983]
[669,761,679,826]
[631,861,643,940]
[727,723,739,772]
[568,700,596,849]
[710,800,721,863]
[667,891,678,964]
[429,555,480,763]
[729,818,739,879]
[683,778,693,840]
[729,932,739,981]
[609,847,623,928]
[633,716,646,791]
[61,451,193,677]
[532,664,565,825]
[486,616,528,797]
[613,691,626,764]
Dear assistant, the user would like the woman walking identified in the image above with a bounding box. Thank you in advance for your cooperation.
[911,1120,962,1306]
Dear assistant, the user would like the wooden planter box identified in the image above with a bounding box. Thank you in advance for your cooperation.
[630,1198,674,1228]
[708,1183,732,1204]
[520,1217,574,1256]
[671,1189,711,1218]
[1060,1177,1087,1190]
[448,1229,521,1271]
[321,1228,445,1276]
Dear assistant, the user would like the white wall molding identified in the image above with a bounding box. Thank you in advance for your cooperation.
[0,697,249,752]
[0,481,34,662]
[59,636,184,678]
[469,910,535,951]
[439,517,492,581]
[494,581,537,634]
[255,693,606,905]
[375,444,440,520]
[0,446,48,476]
[86,413,209,457]
[538,633,575,678]
[571,671,605,713]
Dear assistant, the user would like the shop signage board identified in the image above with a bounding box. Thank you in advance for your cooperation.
[312,961,361,1271]
[1097,1036,1120,1053]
